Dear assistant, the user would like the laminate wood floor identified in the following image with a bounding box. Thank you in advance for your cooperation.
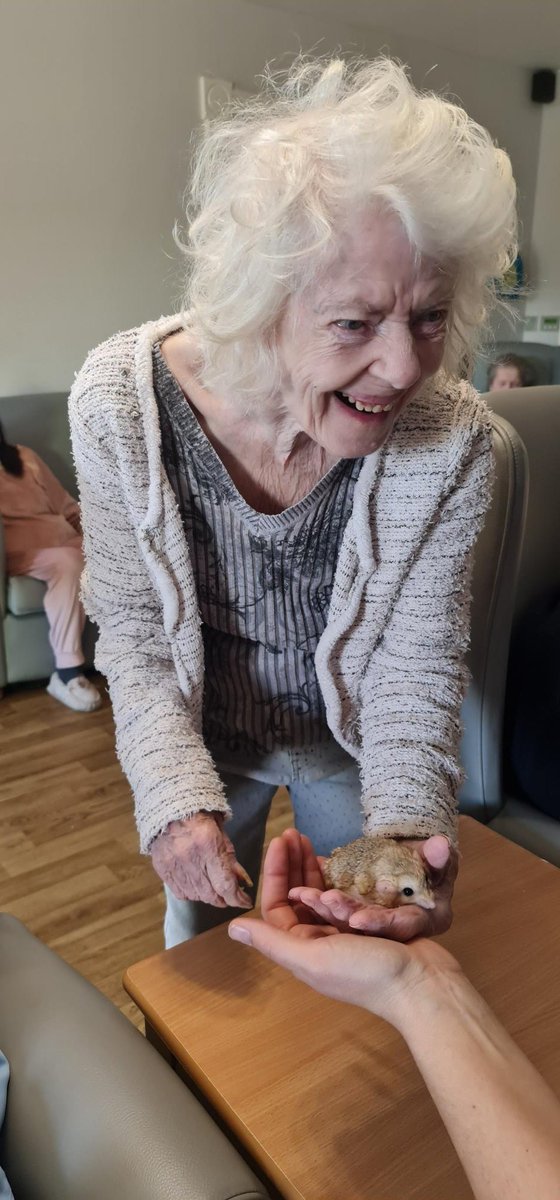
[0,675,292,1028]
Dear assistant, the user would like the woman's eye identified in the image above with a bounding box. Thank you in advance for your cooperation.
[334,319,366,333]
[416,309,447,329]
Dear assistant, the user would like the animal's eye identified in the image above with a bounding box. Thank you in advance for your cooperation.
[402,887,414,896]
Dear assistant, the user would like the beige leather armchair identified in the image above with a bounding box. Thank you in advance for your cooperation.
[460,387,560,865]
[459,412,528,818]
[484,386,560,864]
[0,915,270,1200]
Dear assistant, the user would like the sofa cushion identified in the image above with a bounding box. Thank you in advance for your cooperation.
[6,577,46,617]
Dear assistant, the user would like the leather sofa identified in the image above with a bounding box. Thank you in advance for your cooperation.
[481,386,560,865]
[0,393,95,687]
[459,410,528,823]
[0,914,270,1200]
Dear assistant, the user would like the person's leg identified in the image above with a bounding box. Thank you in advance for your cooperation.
[289,761,363,857]
[11,543,86,668]
[38,544,86,669]
[9,543,101,710]
[163,771,278,947]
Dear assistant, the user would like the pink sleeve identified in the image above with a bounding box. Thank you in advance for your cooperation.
[29,449,82,531]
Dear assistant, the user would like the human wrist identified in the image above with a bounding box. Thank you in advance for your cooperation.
[165,811,220,834]
[387,960,473,1040]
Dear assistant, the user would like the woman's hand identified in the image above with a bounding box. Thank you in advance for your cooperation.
[288,835,459,942]
[229,829,461,1026]
[150,812,253,908]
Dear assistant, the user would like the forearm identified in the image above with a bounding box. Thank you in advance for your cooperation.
[359,422,493,846]
[99,639,230,851]
[394,970,560,1200]
[359,653,466,847]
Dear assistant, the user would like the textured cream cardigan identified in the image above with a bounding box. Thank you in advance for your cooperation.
[69,315,493,852]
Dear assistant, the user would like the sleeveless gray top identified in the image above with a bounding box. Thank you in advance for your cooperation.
[153,345,362,758]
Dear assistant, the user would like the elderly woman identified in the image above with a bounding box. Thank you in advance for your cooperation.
[70,57,516,947]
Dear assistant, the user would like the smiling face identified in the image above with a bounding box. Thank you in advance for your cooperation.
[274,208,454,458]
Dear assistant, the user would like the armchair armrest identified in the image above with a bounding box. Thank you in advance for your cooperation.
[0,916,270,1200]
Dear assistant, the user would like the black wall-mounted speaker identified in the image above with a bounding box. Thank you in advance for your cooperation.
[531,69,557,104]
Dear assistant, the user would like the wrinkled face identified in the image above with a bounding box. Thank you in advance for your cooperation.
[490,365,522,391]
[275,208,454,458]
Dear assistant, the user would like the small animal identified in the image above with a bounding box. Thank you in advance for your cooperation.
[322,836,435,910]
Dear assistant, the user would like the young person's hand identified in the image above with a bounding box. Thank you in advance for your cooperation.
[230,905,459,1026]
[231,828,459,1019]
[230,830,560,1200]
[260,828,339,938]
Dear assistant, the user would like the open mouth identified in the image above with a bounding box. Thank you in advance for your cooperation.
[334,390,396,414]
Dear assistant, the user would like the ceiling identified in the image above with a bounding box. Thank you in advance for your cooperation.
[247,0,560,69]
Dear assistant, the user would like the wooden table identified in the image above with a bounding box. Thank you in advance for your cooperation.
[124,817,560,1200]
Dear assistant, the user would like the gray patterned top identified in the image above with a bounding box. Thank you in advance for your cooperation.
[153,344,362,758]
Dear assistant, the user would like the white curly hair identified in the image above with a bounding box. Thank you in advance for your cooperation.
[178,56,517,401]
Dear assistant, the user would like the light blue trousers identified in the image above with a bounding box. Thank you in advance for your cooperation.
[164,753,363,947]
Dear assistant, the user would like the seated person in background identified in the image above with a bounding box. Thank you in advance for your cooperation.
[230,829,560,1200]
[487,352,535,391]
[0,422,101,712]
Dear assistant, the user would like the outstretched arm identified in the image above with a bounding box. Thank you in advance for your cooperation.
[70,380,252,906]
[230,832,560,1200]
[401,967,560,1200]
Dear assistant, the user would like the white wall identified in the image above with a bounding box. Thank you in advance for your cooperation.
[0,0,543,394]
[523,81,560,343]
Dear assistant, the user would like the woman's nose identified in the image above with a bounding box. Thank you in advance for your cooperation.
[368,324,421,390]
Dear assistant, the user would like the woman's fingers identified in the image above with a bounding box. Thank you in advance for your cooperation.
[349,903,429,941]
[288,886,362,926]
[288,888,429,940]
[285,828,305,888]
[300,834,326,890]
[421,834,450,871]
[261,836,296,925]
[287,886,340,925]
[165,860,226,905]
[233,861,253,887]
[206,853,253,908]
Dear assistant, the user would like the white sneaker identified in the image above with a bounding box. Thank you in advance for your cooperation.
[47,672,102,712]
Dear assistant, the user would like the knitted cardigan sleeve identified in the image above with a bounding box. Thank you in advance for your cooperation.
[69,364,231,853]
[358,418,494,848]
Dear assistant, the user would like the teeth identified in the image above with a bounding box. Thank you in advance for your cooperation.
[339,391,394,414]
